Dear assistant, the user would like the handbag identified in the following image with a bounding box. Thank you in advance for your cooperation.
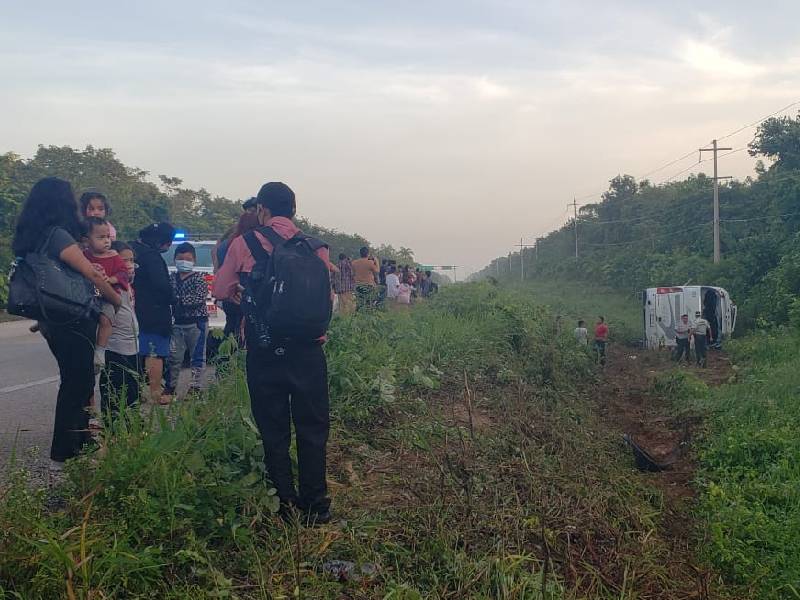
[7,228,100,324]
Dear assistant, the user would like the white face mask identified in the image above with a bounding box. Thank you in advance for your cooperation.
[175,259,195,273]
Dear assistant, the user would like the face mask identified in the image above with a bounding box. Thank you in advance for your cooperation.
[175,259,194,272]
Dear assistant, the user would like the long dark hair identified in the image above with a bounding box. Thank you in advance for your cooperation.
[12,178,82,255]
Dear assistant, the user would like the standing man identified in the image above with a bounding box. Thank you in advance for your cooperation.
[594,316,609,366]
[673,314,692,365]
[692,310,711,367]
[213,182,333,524]
[352,246,380,309]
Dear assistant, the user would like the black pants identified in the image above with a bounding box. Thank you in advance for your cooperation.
[100,351,141,418]
[40,320,95,462]
[246,341,330,513]
[673,338,691,363]
[694,334,708,367]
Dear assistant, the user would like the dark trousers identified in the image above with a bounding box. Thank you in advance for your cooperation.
[694,334,708,366]
[40,320,95,462]
[246,341,330,513]
[101,351,141,418]
[594,340,607,365]
[222,301,243,342]
[673,338,691,363]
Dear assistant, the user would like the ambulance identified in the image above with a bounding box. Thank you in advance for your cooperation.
[642,286,736,349]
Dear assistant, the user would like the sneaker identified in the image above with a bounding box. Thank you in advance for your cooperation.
[29,322,40,333]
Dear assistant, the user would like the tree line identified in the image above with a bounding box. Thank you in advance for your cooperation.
[0,145,417,302]
[473,114,800,330]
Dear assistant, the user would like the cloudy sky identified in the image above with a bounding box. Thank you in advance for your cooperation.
[3,1,800,273]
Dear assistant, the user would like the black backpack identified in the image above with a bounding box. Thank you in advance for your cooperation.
[242,226,332,345]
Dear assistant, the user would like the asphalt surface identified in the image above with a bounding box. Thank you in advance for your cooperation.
[0,318,205,478]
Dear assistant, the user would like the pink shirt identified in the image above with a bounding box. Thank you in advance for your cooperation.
[213,217,330,301]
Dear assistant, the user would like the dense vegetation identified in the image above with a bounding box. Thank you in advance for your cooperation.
[474,113,800,330]
[0,145,416,303]
[0,284,725,599]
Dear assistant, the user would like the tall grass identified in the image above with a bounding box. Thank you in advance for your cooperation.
[1,282,711,598]
[672,330,800,598]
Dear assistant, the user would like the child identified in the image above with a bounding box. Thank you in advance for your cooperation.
[574,320,589,346]
[100,241,141,416]
[163,242,208,400]
[80,191,117,240]
[83,217,129,369]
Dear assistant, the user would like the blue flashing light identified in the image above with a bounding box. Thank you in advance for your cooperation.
[174,231,187,240]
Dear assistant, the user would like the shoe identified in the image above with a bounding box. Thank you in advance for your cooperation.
[29,322,40,333]
[304,508,332,526]
[277,501,300,524]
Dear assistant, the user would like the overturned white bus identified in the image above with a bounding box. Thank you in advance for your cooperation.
[642,286,737,349]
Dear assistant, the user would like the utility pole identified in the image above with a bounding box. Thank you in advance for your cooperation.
[699,139,732,264]
[567,198,579,259]
[519,237,525,282]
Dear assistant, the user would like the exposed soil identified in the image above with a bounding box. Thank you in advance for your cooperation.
[597,345,731,501]
[592,344,734,597]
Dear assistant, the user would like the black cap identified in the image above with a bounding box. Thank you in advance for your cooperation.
[256,182,296,218]
[242,197,257,211]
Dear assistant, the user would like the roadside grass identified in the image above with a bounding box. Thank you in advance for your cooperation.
[0,283,727,598]
[662,331,800,598]
[511,280,642,345]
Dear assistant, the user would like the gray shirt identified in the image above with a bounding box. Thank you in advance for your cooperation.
[107,290,139,356]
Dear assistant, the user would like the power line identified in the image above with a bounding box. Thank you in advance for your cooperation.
[717,100,800,142]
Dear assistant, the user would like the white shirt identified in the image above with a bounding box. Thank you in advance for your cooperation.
[574,327,588,345]
[386,273,401,298]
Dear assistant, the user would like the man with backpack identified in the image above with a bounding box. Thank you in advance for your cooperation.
[213,182,333,525]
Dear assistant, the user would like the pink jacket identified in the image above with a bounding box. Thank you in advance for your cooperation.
[212,217,330,301]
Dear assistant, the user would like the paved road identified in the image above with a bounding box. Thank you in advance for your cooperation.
[0,319,60,474]
[0,319,199,476]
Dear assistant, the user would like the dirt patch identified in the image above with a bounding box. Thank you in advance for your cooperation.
[596,347,731,498]
[595,344,732,539]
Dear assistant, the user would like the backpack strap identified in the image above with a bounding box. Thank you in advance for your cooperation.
[243,230,271,262]
[256,226,287,252]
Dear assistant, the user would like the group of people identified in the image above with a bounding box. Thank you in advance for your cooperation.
[574,316,609,365]
[571,312,714,368]
[13,178,334,525]
[327,247,438,313]
[672,311,713,367]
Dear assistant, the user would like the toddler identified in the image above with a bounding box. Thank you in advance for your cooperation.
[84,217,129,369]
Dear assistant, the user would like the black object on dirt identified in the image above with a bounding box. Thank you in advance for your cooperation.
[622,434,669,472]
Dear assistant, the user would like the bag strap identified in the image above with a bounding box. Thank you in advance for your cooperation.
[243,230,271,262]
[257,226,287,252]
[36,227,59,255]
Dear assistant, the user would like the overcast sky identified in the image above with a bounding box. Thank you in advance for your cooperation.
[3,1,800,273]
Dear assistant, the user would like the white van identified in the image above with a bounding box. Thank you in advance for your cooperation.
[642,286,736,349]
